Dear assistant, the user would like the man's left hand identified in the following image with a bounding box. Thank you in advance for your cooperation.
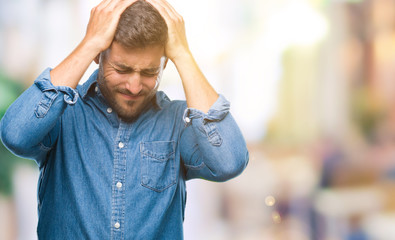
[146,0,191,63]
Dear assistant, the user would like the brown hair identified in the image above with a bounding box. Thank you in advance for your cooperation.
[114,0,168,49]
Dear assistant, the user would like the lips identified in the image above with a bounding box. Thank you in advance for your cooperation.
[119,92,142,101]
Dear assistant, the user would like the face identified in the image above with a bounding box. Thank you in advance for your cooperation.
[97,42,166,122]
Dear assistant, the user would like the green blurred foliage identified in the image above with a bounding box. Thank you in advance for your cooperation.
[0,70,30,196]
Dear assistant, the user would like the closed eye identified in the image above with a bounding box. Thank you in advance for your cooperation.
[108,61,161,77]
[114,68,132,74]
[140,70,160,77]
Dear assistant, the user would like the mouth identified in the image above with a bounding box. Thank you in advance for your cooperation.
[119,92,143,101]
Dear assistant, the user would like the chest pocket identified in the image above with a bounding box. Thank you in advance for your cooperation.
[140,141,176,192]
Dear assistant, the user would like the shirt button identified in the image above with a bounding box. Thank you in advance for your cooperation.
[114,222,120,229]
[185,117,191,123]
[107,108,113,114]
[116,182,123,189]
[118,142,124,148]
[95,86,99,92]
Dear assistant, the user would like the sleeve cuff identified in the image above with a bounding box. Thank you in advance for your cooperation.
[34,68,79,105]
[33,68,79,118]
[182,94,230,126]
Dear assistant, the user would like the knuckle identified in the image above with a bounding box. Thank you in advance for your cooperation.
[176,16,184,23]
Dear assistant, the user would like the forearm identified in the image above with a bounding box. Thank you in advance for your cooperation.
[51,0,137,88]
[50,40,99,88]
[173,52,219,113]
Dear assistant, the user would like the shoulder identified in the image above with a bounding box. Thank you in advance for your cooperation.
[156,91,186,110]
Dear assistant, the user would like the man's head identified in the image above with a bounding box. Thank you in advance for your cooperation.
[115,0,168,49]
[96,0,168,123]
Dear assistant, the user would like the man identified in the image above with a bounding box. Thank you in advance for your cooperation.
[0,0,249,239]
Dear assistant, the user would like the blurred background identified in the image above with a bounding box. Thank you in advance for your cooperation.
[2,0,395,239]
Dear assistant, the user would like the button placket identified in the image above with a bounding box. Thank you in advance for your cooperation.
[111,123,130,237]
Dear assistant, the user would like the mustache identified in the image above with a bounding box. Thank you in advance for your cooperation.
[115,86,157,100]
[116,88,143,96]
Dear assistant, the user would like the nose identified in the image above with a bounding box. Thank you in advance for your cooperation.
[125,72,143,95]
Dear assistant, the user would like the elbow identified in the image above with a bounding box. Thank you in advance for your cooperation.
[1,128,21,156]
[1,120,31,157]
[211,150,249,182]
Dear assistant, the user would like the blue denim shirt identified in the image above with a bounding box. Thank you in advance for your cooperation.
[0,68,249,239]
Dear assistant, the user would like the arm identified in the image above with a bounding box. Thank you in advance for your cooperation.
[51,0,138,88]
[147,0,248,180]
[180,95,249,181]
[0,69,77,162]
[0,0,137,163]
[147,0,218,113]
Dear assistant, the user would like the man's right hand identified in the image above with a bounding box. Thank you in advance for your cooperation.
[83,0,138,54]
[50,0,136,88]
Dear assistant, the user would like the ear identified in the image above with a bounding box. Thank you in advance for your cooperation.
[163,57,169,69]
[94,54,100,64]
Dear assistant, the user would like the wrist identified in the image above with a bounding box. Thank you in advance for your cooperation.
[50,38,101,88]
[171,49,194,66]
[80,38,104,58]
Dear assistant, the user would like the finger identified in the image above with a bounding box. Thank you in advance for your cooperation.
[114,0,138,14]
[100,0,135,14]
[108,0,136,11]
[153,0,181,19]
[105,0,122,9]
[107,0,137,13]
[146,0,175,23]
[91,0,108,14]
[95,0,114,10]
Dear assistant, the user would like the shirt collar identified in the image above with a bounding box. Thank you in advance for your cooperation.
[80,69,99,100]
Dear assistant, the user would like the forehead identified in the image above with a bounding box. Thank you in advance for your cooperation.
[106,42,164,68]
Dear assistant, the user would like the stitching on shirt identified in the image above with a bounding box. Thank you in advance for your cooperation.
[184,162,205,170]
[39,142,52,152]
[141,181,177,193]
[208,129,223,146]
[34,90,59,118]
[204,122,223,147]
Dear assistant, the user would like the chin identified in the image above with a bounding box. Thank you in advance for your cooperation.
[117,105,145,122]
[112,93,154,122]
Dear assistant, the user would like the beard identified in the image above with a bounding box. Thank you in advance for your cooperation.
[97,70,157,123]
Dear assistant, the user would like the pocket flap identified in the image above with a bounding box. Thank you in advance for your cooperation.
[140,141,175,161]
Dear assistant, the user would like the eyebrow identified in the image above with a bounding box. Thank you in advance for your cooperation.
[110,61,160,72]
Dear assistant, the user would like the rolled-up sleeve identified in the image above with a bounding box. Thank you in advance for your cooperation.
[180,95,249,181]
[0,68,78,163]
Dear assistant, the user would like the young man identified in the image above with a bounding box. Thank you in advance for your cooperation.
[0,0,249,239]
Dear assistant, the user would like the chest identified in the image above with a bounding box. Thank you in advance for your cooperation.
[57,101,184,194]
